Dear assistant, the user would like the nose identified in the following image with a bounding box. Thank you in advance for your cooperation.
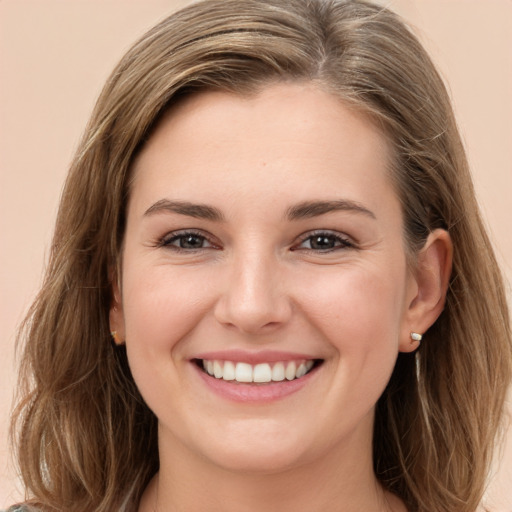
[213,251,293,335]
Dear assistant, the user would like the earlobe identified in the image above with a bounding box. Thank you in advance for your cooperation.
[109,276,126,345]
[399,229,453,352]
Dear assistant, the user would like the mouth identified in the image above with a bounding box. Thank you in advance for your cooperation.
[194,358,323,384]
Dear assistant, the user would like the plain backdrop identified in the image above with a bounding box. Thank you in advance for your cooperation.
[1,0,511,509]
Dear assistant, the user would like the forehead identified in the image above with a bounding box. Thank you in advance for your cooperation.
[129,83,396,216]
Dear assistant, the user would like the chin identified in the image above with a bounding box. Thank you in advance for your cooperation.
[206,445,308,475]
[190,421,315,474]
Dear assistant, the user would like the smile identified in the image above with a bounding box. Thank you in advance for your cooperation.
[198,359,317,383]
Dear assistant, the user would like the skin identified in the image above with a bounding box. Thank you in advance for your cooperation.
[111,83,452,512]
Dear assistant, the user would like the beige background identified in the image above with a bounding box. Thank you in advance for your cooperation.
[1,0,511,509]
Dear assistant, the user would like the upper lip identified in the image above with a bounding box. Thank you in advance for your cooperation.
[192,350,319,364]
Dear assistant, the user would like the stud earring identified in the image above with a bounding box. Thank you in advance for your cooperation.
[111,331,123,345]
[410,332,422,343]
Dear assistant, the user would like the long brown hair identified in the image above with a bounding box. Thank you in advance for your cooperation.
[12,1,511,511]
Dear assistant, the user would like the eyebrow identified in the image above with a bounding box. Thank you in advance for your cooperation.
[143,198,375,222]
[286,200,376,220]
[143,199,225,222]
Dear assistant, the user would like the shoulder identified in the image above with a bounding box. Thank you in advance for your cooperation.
[3,507,35,512]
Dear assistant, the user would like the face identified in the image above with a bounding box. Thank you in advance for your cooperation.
[112,83,422,474]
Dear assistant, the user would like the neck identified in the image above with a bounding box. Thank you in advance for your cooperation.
[139,423,406,512]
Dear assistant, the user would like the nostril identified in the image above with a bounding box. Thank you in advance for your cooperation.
[214,305,293,335]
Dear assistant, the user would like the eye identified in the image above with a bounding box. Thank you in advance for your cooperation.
[160,231,216,251]
[293,231,354,252]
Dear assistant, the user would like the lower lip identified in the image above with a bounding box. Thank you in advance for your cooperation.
[193,363,318,403]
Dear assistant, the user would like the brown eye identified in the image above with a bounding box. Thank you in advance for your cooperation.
[162,231,213,250]
[309,235,338,250]
[296,232,353,252]
[178,234,207,249]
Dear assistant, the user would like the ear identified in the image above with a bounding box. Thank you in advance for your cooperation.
[399,229,453,352]
[109,273,126,345]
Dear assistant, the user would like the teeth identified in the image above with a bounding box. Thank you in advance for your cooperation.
[285,361,296,381]
[235,362,253,382]
[200,359,316,383]
[253,363,272,383]
[213,361,223,379]
[296,363,307,378]
[271,362,285,381]
[223,361,235,381]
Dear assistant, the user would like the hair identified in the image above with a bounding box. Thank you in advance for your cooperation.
[11,1,511,511]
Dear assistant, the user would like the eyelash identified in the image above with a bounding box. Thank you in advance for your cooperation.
[158,230,216,252]
[292,230,355,253]
[158,229,355,253]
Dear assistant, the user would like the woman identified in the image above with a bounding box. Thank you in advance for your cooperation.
[8,0,511,511]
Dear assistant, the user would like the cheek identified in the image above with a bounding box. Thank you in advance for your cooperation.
[297,262,407,354]
[120,263,219,416]
[121,263,217,354]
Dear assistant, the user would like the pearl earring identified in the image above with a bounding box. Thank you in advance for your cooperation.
[410,332,423,343]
